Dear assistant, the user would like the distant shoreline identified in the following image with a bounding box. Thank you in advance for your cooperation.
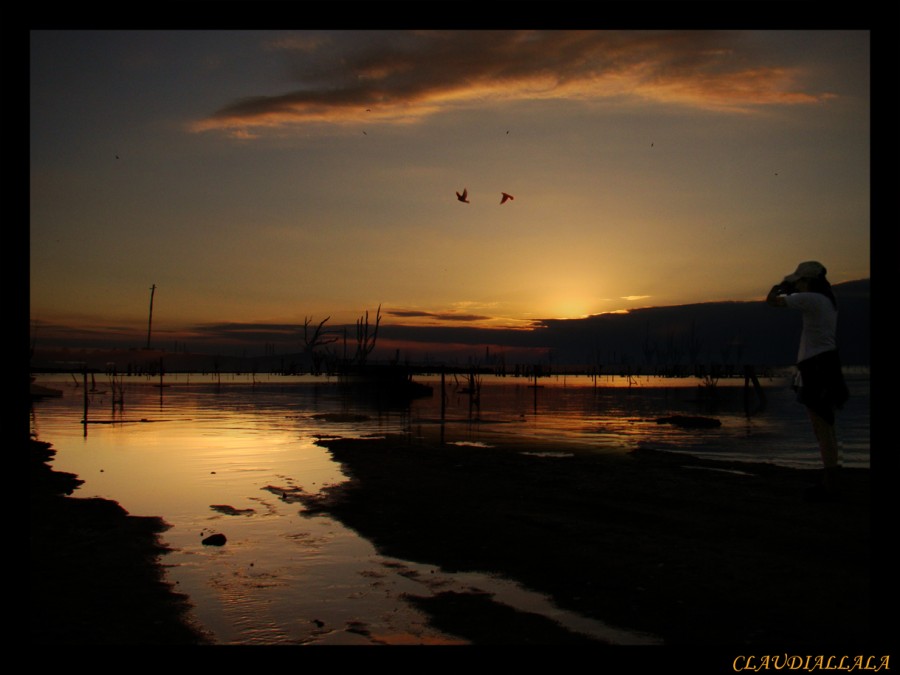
[29,280,870,373]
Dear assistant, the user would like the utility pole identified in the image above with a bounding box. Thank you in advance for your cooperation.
[146,284,156,349]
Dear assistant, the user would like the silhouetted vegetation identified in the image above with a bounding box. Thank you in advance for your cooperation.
[353,304,381,367]
[301,315,339,375]
[29,281,869,376]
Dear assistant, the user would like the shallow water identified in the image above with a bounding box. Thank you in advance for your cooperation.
[29,371,869,645]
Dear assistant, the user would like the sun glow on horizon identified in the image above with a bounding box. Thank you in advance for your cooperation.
[29,30,870,358]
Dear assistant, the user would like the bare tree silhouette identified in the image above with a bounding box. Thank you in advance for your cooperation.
[302,316,339,374]
[353,305,382,367]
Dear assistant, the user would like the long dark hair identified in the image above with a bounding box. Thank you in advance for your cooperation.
[807,274,838,309]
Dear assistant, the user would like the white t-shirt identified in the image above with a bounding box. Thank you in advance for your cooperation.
[782,292,838,363]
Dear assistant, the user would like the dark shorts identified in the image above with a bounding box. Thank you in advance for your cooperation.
[796,350,850,425]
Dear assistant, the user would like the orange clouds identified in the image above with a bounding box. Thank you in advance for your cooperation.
[191,30,836,137]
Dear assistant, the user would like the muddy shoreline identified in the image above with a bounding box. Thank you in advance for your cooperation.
[30,439,210,645]
[30,430,887,654]
[301,434,880,647]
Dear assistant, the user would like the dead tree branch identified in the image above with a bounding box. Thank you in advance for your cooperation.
[302,316,339,374]
[354,304,382,366]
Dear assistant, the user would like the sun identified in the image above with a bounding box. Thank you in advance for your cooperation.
[543,293,597,320]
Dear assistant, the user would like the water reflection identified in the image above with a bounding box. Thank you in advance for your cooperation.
[29,371,868,644]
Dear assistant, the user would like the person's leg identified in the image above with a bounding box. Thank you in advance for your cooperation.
[808,408,840,467]
[807,408,841,496]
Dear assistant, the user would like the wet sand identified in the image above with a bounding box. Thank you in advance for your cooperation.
[30,439,210,645]
[31,431,887,654]
[302,434,881,647]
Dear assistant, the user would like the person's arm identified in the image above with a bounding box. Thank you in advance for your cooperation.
[766,284,788,307]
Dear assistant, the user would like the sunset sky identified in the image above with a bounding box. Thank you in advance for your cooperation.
[28,28,871,355]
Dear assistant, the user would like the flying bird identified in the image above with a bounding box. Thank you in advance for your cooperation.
[456,188,470,203]
[500,192,514,204]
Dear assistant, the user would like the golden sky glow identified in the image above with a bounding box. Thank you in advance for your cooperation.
[29,29,870,354]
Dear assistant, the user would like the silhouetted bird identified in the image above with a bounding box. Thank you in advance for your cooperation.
[500,192,514,204]
[456,188,470,203]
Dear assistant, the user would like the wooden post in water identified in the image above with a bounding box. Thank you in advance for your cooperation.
[146,284,156,349]
[440,369,446,420]
[82,368,89,436]
[440,368,446,445]
[743,364,766,416]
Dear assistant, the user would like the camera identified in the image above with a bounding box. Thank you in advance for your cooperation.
[775,281,796,295]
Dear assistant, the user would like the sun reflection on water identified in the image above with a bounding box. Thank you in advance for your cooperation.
[29,371,868,644]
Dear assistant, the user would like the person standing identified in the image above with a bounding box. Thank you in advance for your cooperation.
[767,261,850,501]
